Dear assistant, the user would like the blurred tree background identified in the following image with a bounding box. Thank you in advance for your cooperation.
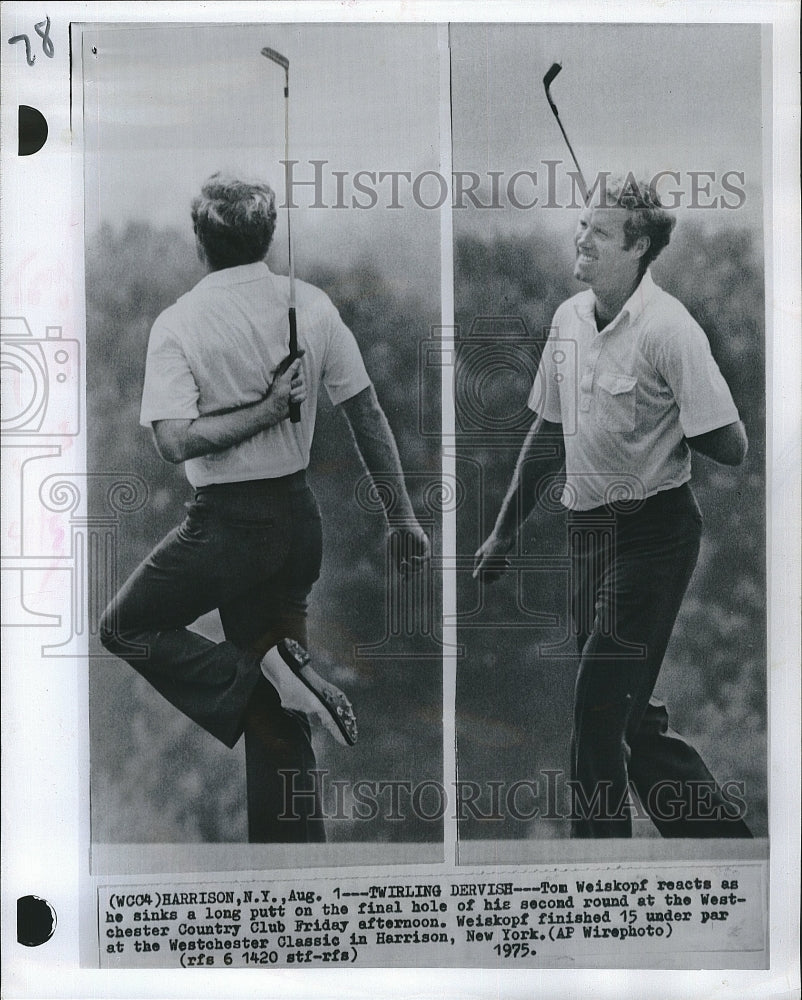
[87,223,442,844]
[455,218,767,839]
[87,214,767,845]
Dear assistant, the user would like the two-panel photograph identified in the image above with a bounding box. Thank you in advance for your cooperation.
[84,21,766,863]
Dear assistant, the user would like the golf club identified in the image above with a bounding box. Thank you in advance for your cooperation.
[543,62,589,201]
[262,46,301,424]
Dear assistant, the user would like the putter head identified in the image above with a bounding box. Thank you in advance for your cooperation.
[261,46,289,70]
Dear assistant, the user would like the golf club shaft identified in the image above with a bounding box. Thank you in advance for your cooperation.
[262,46,301,423]
[543,63,589,201]
[552,115,586,194]
[281,66,301,424]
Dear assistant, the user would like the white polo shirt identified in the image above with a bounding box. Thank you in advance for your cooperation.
[529,270,740,511]
[140,262,371,487]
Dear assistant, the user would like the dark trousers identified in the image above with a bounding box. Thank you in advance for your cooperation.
[568,484,751,838]
[99,472,326,843]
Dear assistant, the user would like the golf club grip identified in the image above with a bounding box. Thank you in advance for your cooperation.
[288,305,301,423]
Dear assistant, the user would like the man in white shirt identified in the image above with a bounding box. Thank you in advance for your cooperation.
[101,174,429,842]
[474,176,752,837]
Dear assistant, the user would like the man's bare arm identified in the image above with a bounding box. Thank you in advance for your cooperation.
[151,358,306,464]
[339,385,430,571]
[687,420,748,466]
[473,414,565,581]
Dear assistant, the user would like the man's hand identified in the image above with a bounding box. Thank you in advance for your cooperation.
[340,386,432,576]
[152,354,308,464]
[265,355,307,423]
[390,521,431,576]
[473,531,514,583]
[470,414,563,583]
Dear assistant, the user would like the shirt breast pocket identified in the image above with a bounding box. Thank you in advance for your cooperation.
[596,372,638,432]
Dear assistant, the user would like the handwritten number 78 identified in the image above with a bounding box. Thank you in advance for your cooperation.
[8,16,54,66]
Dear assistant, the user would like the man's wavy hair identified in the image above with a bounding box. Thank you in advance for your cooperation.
[603,174,676,274]
[191,173,277,271]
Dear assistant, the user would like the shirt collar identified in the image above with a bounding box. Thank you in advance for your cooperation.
[573,269,658,332]
[620,268,658,324]
[196,260,271,288]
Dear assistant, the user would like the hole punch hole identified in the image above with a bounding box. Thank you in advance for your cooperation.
[18,105,48,156]
[17,895,57,946]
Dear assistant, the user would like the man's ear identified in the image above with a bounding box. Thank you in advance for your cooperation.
[633,235,650,261]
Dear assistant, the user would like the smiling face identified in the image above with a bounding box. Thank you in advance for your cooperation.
[573,206,647,296]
